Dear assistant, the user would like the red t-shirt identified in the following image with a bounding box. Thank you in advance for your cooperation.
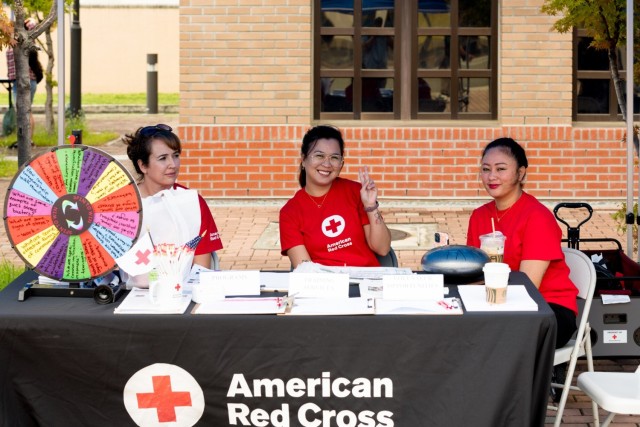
[175,184,223,256]
[279,177,380,267]
[467,192,578,314]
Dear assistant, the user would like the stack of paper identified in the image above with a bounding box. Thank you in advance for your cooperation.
[114,288,192,315]
[458,285,538,312]
[193,297,287,315]
[260,272,290,292]
[285,297,375,316]
[375,298,462,315]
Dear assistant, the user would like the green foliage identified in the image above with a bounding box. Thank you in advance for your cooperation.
[0,260,24,291]
[0,157,18,178]
[541,0,629,45]
[612,202,638,251]
[0,125,118,149]
[541,0,639,76]
[30,93,179,107]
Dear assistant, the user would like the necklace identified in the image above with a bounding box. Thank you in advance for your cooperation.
[306,190,329,208]
[495,202,515,222]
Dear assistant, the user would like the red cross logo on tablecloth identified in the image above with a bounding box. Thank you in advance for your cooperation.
[137,375,191,422]
[135,249,152,265]
[322,214,345,238]
[123,363,205,427]
[174,282,182,292]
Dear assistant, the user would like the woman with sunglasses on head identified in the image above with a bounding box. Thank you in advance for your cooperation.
[123,124,223,280]
[466,137,577,348]
[279,125,391,268]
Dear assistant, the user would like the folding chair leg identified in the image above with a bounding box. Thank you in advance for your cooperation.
[553,360,578,427]
[600,412,616,427]
[585,328,600,427]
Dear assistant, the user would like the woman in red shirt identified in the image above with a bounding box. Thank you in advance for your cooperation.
[280,125,391,268]
[467,137,578,348]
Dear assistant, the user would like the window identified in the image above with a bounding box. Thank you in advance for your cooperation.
[314,0,497,121]
[575,29,639,121]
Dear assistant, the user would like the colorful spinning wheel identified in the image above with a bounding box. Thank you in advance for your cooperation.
[4,145,142,282]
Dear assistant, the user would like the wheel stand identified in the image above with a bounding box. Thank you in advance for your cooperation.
[18,273,124,304]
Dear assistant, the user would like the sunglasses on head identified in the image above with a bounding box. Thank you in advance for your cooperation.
[140,124,173,137]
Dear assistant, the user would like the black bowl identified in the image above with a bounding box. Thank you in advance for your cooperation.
[421,245,490,284]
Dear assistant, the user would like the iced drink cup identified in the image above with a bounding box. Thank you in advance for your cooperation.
[480,231,506,263]
[483,262,510,304]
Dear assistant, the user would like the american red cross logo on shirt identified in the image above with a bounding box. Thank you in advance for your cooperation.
[137,375,192,422]
[325,218,342,234]
[135,249,152,265]
[322,214,346,238]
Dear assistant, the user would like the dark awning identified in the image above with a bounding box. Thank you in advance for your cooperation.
[321,0,449,13]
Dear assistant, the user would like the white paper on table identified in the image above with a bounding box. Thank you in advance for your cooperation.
[601,294,631,304]
[382,274,444,300]
[285,297,375,316]
[114,288,191,315]
[200,270,261,296]
[289,273,349,299]
[375,297,462,315]
[193,297,287,314]
[457,285,538,312]
[320,266,413,282]
[359,279,384,299]
[260,272,290,292]
[360,280,450,299]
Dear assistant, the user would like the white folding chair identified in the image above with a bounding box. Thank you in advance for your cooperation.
[578,363,640,427]
[549,247,599,427]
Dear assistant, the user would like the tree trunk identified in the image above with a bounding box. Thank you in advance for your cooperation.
[13,10,32,167]
[43,29,54,135]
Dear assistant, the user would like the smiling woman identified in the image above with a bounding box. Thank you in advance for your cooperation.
[466,137,579,349]
[120,124,223,286]
[279,125,391,268]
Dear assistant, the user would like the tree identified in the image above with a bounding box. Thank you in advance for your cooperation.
[5,0,57,166]
[20,0,72,136]
[542,0,639,151]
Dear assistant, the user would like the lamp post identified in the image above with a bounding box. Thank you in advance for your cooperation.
[70,0,81,117]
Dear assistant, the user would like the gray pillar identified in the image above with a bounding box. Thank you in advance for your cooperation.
[70,0,81,116]
[147,54,158,114]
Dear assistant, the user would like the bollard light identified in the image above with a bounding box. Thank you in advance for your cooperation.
[147,54,158,114]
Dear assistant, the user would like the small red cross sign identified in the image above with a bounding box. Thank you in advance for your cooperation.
[325,218,342,234]
[174,283,182,292]
[137,375,192,422]
[135,249,152,265]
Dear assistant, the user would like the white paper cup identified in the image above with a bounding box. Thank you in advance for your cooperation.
[149,275,183,305]
[483,262,510,304]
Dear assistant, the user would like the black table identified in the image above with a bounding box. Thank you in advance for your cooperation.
[0,271,556,427]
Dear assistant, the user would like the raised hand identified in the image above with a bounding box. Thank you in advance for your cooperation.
[358,166,378,210]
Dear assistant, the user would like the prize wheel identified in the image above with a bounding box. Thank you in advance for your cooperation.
[3,145,142,282]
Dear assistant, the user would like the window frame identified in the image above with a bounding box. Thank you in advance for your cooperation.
[313,0,498,121]
[574,28,638,122]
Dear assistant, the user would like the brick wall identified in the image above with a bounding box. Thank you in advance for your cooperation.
[178,125,628,200]
[180,0,311,125]
[501,0,573,125]
[179,1,632,202]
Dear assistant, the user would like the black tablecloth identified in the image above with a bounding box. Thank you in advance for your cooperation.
[0,271,556,427]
